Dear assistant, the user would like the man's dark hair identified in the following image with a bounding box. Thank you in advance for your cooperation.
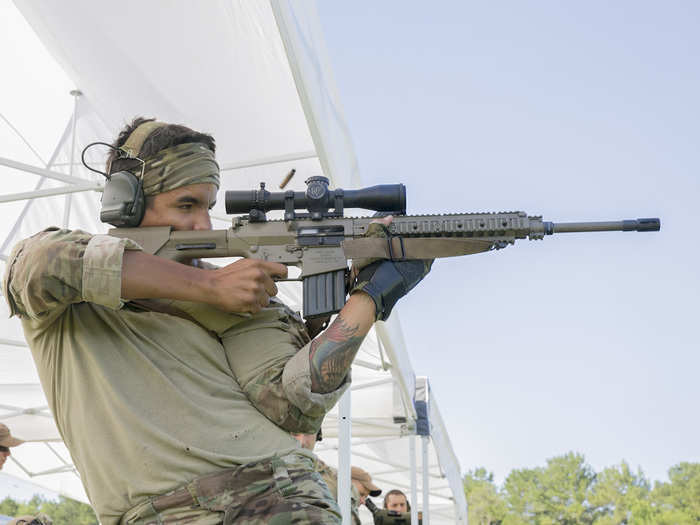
[107,116,216,175]
[106,117,216,209]
[383,489,410,510]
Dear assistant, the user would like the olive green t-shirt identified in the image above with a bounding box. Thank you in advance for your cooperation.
[3,228,323,524]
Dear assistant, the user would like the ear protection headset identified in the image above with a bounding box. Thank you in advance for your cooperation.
[82,121,166,227]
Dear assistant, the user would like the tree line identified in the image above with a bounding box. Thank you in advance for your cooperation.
[0,495,97,525]
[464,452,700,525]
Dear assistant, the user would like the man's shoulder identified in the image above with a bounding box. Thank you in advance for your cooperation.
[8,227,96,274]
[13,226,95,251]
[26,225,94,238]
[4,227,99,320]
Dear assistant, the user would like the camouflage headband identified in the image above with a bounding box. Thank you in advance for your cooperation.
[140,142,220,197]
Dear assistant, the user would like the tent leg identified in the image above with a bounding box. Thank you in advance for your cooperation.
[422,435,430,525]
[410,435,418,525]
[337,389,352,525]
[63,90,82,228]
[62,193,73,227]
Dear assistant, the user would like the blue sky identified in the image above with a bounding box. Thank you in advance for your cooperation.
[317,1,699,484]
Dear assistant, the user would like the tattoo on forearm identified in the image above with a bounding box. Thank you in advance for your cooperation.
[309,315,364,393]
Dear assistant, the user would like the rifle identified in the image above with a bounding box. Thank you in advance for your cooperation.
[365,498,421,525]
[108,176,660,318]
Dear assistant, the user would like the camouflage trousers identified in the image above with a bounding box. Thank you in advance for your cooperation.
[120,453,340,525]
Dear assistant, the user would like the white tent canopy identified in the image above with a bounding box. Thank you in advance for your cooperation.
[0,1,466,524]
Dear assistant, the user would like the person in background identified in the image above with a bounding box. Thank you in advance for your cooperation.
[351,466,382,507]
[0,422,24,470]
[384,489,410,513]
[8,514,52,525]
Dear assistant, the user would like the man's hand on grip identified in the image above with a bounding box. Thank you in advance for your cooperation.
[208,259,287,313]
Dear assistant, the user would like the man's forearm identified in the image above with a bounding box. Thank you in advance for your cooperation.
[121,251,286,313]
[309,292,376,393]
[121,251,213,304]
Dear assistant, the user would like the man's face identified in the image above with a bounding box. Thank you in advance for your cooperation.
[140,183,217,231]
[386,493,408,512]
[0,446,10,470]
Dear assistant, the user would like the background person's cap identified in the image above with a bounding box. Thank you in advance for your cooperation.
[351,466,382,497]
[0,423,24,447]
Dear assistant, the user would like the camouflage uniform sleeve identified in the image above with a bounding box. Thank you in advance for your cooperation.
[3,228,141,321]
[237,301,350,433]
[169,298,349,433]
[281,342,351,428]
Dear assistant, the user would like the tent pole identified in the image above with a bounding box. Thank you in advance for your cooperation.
[219,150,316,171]
[350,449,442,480]
[0,157,89,186]
[0,338,28,347]
[63,90,82,227]
[351,358,384,371]
[337,389,352,525]
[410,435,418,525]
[349,418,402,432]
[0,184,103,203]
[422,435,430,525]
[370,476,450,500]
[0,113,46,166]
[350,377,393,391]
[314,436,401,452]
[0,114,75,257]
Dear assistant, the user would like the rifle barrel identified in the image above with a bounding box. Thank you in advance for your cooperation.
[547,217,660,234]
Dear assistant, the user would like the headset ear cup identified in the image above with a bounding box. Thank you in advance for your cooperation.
[100,171,145,227]
[128,180,145,227]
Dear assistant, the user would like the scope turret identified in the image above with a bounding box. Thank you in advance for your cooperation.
[225,176,406,221]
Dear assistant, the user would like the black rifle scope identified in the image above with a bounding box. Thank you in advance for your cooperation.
[225,176,406,221]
